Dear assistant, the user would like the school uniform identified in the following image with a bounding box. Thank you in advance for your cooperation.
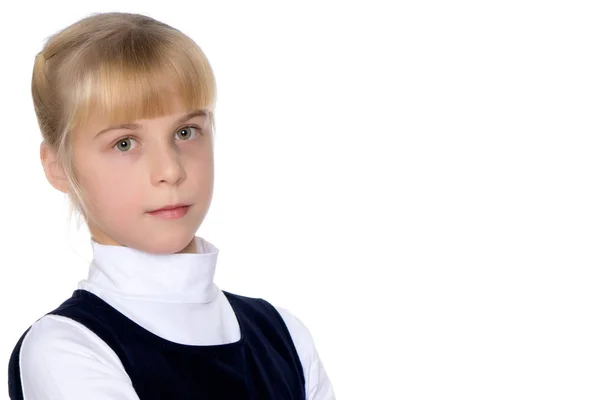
[8,237,335,399]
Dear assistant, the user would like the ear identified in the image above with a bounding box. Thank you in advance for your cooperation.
[40,141,70,193]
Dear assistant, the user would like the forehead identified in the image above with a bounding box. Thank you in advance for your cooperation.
[66,65,214,136]
[74,94,210,137]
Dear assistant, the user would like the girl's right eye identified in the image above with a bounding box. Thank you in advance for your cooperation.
[114,137,137,152]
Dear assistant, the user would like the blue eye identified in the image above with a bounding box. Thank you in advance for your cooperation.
[175,126,200,140]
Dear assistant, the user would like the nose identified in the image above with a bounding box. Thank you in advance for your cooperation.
[148,144,186,186]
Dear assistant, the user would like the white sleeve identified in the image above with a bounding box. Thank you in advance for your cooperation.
[18,314,141,400]
[275,306,336,400]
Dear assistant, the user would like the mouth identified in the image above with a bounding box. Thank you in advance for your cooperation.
[147,204,191,219]
[149,203,190,212]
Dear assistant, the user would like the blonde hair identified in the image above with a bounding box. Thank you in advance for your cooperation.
[32,12,217,223]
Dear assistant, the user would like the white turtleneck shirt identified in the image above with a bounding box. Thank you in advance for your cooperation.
[16,236,335,399]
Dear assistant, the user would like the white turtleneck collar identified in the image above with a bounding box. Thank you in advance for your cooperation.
[81,236,220,304]
[76,236,241,345]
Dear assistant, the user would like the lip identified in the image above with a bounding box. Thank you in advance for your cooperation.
[148,203,190,213]
[146,204,191,219]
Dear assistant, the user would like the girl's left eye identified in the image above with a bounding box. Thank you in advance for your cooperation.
[175,126,201,141]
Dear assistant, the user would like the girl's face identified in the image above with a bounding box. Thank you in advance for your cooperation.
[71,97,214,254]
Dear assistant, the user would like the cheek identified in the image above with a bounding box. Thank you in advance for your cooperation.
[189,152,214,187]
[78,157,142,211]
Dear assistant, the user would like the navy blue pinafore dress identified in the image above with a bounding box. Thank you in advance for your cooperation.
[8,289,305,399]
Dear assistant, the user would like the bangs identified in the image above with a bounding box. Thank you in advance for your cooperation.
[60,30,216,132]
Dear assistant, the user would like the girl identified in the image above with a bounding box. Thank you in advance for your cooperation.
[8,11,334,400]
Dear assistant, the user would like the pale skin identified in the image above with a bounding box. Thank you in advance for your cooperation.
[40,97,214,255]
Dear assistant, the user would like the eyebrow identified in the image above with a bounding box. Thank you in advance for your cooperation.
[94,109,208,138]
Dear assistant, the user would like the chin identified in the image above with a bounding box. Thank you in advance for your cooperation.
[154,236,196,254]
[90,213,201,254]
[127,231,197,255]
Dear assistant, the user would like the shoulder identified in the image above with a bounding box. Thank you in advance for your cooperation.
[14,314,138,399]
[273,306,316,362]
[223,292,319,355]
[20,313,122,366]
[222,291,318,363]
[273,306,337,400]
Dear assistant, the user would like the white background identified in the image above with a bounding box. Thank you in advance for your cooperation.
[1,1,599,399]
